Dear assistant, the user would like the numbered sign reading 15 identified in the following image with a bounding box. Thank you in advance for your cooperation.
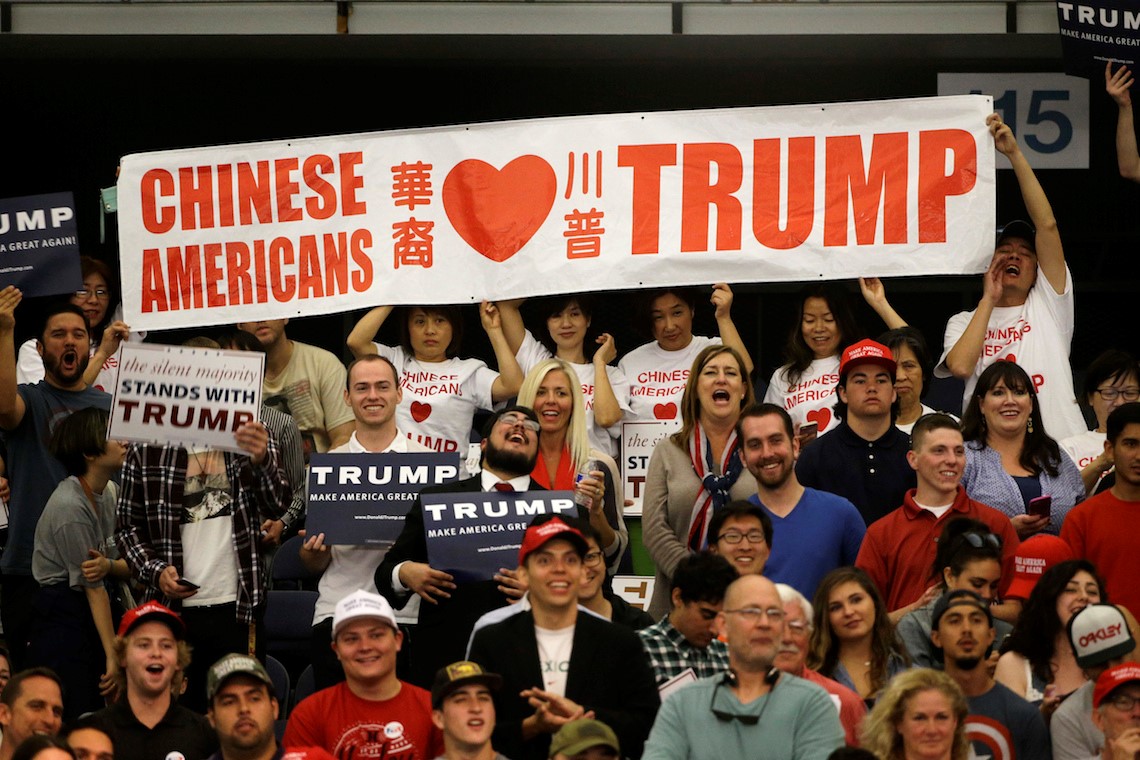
[938,73,1089,170]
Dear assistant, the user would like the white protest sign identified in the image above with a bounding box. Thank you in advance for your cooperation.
[118,95,996,330]
[621,421,676,516]
[109,343,264,453]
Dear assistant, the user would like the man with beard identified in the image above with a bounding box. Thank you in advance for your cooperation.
[641,575,843,760]
[736,404,864,600]
[930,590,1049,760]
[205,654,281,760]
[377,405,543,687]
[0,289,111,668]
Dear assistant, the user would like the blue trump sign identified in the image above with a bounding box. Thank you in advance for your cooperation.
[307,451,460,546]
[422,491,578,583]
[0,192,82,296]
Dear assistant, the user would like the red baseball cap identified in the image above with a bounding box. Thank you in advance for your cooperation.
[1004,535,1075,601]
[117,600,185,639]
[518,516,588,565]
[839,339,896,378]
[1093,663,1140,709]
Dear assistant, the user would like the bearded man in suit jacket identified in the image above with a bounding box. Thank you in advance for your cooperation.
[377,405,544,687]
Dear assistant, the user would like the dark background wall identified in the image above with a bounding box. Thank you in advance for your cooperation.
[3,32,1138,416]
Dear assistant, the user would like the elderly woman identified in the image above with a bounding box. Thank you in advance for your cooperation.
[516,358,629,573]
[959,361,1084,538]
[499,295,630,457]
[642,344,756,618]
[861,669,971,760]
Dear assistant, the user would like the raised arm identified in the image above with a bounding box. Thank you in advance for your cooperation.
[496,298,528,356]
[989,112,1066,294]
[943,239,1006,379]
[483,301,524,402]
[590,334,622,429]
[85,320,129,387]
[0,287,27,430]
[346,305,393,359]
[710,283,754,376]
[859,277,908,329]
[1107,62,1140,182]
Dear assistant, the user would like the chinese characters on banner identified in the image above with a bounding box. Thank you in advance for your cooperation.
[116,95,996,331]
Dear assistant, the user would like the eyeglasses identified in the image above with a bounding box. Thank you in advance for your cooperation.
[709,681,760,725]
[1095,387,1140,402]
[498,413,540,432]
[1106,693,1140,712]
[583,550,604,568]
[722,607,784,623]
[957,532,1001,551]
[717,531,766,545]
[74,288,110,300]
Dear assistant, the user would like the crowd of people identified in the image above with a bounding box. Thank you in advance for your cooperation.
[2,75,1140,760]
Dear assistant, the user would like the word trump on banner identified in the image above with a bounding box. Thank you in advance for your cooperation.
[306,452,460,546]
[109,342,264,453]
[622,422,675,516]
[117,95,996,331]
[422,491,577,583]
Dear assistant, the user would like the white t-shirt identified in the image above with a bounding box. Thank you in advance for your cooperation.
[374,344,498,465]
[315,432,431,626]
[618,335,719,425]
[535,623,575,696]
[763,356,841,435]
[895,404,958,435]
[936,264,1086,441]
[263,341,354,455]
[179,453,238,607]
[1060,429,1105,472]
[515,331,632,456]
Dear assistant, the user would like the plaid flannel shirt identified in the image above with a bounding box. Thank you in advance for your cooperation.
[637,615,730,686]
[115,440,290,624]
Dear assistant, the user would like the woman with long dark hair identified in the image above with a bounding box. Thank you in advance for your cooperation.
[641,344,756,618]
[994,559,1104,708]
[809,566,909,704]
[959,360,1083,537]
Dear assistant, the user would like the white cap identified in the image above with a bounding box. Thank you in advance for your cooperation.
[332,590,399,639]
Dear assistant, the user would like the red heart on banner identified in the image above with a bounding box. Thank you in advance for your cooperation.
[653,403,678,420]
[410,402,432,423]
[443,156,557,263]
[806,408,831,431]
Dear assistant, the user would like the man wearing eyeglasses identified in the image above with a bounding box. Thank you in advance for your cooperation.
[641,575,843,760]
[1090,664,1140,760]
[638,552,737,688]
[930,589,1049,760]
[1062,403,1140,619]
[377,405,544,688]
[855,413,1020,622]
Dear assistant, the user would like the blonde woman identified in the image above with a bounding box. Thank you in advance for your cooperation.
[861,668,970,760]
[517,358,628,573]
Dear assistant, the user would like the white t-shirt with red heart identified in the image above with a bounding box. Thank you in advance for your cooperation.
[763,355,841,436]
[374,343,497,464]
[618,335,719,425]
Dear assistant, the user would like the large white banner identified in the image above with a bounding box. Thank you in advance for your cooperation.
[118,95,996,330]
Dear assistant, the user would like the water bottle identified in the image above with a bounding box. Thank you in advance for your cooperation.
[574,459,602,508]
